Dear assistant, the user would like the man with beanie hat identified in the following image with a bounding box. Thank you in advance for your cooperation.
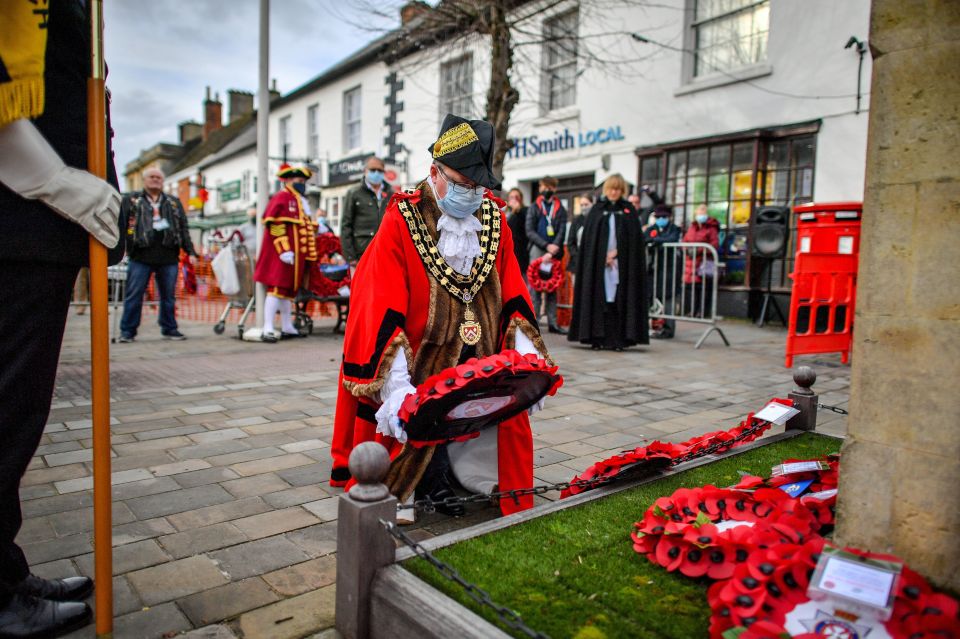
[253,164,318,341]
[330,115,550,521]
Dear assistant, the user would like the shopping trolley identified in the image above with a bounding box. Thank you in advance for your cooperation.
[210,230,256,339]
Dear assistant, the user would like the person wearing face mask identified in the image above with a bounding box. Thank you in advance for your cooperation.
[252,164,318,341]
[644,204,682,338]
[505,188,529,280]
[525,175,567,334]
[330,114,548,521]
[682,203,720,318]
[340,156,393,267]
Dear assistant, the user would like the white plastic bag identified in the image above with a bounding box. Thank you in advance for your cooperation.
[212,247,240,296]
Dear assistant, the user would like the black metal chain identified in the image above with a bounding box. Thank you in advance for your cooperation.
[379,519,552,639]
[817,403,849,415]
[399,418,771,514]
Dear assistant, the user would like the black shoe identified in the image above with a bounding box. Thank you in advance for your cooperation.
[0,594,91,639]
[280,331,303,340]
[12,575,93,602]
[161,330,187,340]
[548,326,568,335]
[417,475,465,517]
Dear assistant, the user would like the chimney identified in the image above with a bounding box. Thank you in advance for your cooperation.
[227,89,254,123]
[400,1,429,25]
[269,79,280,103]
[178,120,202,145]
[203,86,223,141]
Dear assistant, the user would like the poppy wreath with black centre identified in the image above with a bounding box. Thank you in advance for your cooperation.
[707,539,960,639]
[631,485,820,580]
[526,256,564,293]
[731,454,840,530]
[315,233,342,256]
[562,409,778,498]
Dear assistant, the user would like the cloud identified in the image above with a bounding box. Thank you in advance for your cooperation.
[103,0,397,176]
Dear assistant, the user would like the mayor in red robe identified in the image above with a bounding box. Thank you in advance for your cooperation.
[330,115,550,516]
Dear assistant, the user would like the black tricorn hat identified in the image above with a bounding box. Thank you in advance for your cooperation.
[428,114,502,191]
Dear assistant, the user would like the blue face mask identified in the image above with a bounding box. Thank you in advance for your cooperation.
[696,214,709,224]
[655,217,669,228]
[291,182,306,196]
[367,170,384,185]
[431,174,484,219]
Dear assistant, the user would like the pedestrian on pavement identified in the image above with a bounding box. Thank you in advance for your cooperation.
[239,206,258,254]
[525,175,567,334]
[568,174,649,351]
[340,156,393,267]
[331,114,546,521]
[682,203,720,318]
[645,203,682,339]
[118,166,196,342]
[0,2,127,635]
[505,188,529,281]
[253,164,318,341]
[565,192,592,284]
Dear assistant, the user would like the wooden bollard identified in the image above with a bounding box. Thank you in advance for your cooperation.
[786,365,818,432]
[335,442,397,639]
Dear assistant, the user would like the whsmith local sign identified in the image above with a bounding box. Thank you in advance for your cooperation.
[505,125,625,160]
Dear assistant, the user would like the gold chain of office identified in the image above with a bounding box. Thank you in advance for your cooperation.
[397,195,501,345]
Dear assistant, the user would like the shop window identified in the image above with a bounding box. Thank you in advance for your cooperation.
[691,0,770,78]
[541,9,579,113]
[439,55,474,123]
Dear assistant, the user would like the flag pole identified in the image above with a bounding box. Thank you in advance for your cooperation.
[86,1,114,636]
[256,0,269,327]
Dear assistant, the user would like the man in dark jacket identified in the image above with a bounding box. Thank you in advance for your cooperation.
[118,167,197,342]
[644,204,682,338]
[340,156,393,265]
[0,2,125,635]
[525,176,567,333]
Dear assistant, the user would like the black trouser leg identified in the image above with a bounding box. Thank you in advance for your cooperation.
[0,262,78,593]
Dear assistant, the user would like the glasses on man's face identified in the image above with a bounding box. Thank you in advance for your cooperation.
[437,164,485,197]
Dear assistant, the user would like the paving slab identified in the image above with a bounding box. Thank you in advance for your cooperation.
[127,555,230,605]
[237,586,336,639]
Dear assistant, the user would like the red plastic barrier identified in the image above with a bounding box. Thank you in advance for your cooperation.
[785,202,862,367]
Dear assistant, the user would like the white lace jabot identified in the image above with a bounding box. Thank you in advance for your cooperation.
[436,213,482,276]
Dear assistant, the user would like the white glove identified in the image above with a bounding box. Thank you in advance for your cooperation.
[374,348,415,443]
[0,119,120,248]
[515,329,547,415]
[279,251,295,265]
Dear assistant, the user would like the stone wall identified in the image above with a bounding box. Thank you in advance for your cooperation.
[834,0,960,591]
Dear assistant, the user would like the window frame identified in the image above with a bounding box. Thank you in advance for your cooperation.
[439,54,474,124]
[278,115,291,162]
[342,86,362,154]
[540,8,579,114]
[307,103,319,160]
[682,0,770,84]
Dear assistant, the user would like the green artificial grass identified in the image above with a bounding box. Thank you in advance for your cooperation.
[403,433,841,639]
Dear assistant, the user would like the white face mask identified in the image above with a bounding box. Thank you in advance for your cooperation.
[430,172,484,219]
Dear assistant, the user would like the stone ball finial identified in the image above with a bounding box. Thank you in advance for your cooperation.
[347,442,391,502]
[793,366,816,391]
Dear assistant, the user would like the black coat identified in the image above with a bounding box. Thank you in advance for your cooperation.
[565,214,586,273]
[506,206,529,276]
[568,197,649,346]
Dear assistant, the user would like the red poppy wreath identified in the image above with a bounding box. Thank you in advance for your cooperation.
[707,539,960,639]
[527,255,564,293]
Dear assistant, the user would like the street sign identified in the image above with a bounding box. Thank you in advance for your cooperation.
[220,180,241,202]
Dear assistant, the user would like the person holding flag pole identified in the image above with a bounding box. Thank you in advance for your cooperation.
[0,1,122,636]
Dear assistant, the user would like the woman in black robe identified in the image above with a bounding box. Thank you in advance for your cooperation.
[568,174,649,350]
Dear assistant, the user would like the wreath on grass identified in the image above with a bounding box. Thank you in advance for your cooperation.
[527,255,564,293]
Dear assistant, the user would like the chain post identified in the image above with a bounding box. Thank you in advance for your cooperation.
[787,366,818,431]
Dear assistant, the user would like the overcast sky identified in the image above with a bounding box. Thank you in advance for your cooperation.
[103,1,399,174]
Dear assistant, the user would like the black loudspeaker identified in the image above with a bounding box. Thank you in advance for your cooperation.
[751,206,790,258]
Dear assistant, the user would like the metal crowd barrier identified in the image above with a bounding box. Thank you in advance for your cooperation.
[647,241,730,349]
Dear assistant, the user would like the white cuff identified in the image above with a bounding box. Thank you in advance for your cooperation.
[514,329,546,415]
[374,348,415,443]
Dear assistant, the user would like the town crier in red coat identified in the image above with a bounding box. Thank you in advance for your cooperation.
[330,115,552,522]
[253,164,317,341]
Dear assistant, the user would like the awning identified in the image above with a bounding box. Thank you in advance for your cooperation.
[189,211,248,231]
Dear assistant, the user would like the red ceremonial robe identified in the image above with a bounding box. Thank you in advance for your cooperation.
[331,185,548,515]
[253,185,318,293]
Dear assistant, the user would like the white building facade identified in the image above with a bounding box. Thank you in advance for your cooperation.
[390,0,872,308]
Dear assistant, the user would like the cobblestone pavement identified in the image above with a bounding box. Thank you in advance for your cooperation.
[25,310,849,638]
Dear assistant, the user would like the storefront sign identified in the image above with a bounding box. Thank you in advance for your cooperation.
[506,125,625,160]
[220,180,241,202]
[328,152,374,186]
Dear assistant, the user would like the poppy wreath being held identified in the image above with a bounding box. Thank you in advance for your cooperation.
[527,255,564,293]
[707,539,960,639]
[315,232,342,257]
[631,485,821,581]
